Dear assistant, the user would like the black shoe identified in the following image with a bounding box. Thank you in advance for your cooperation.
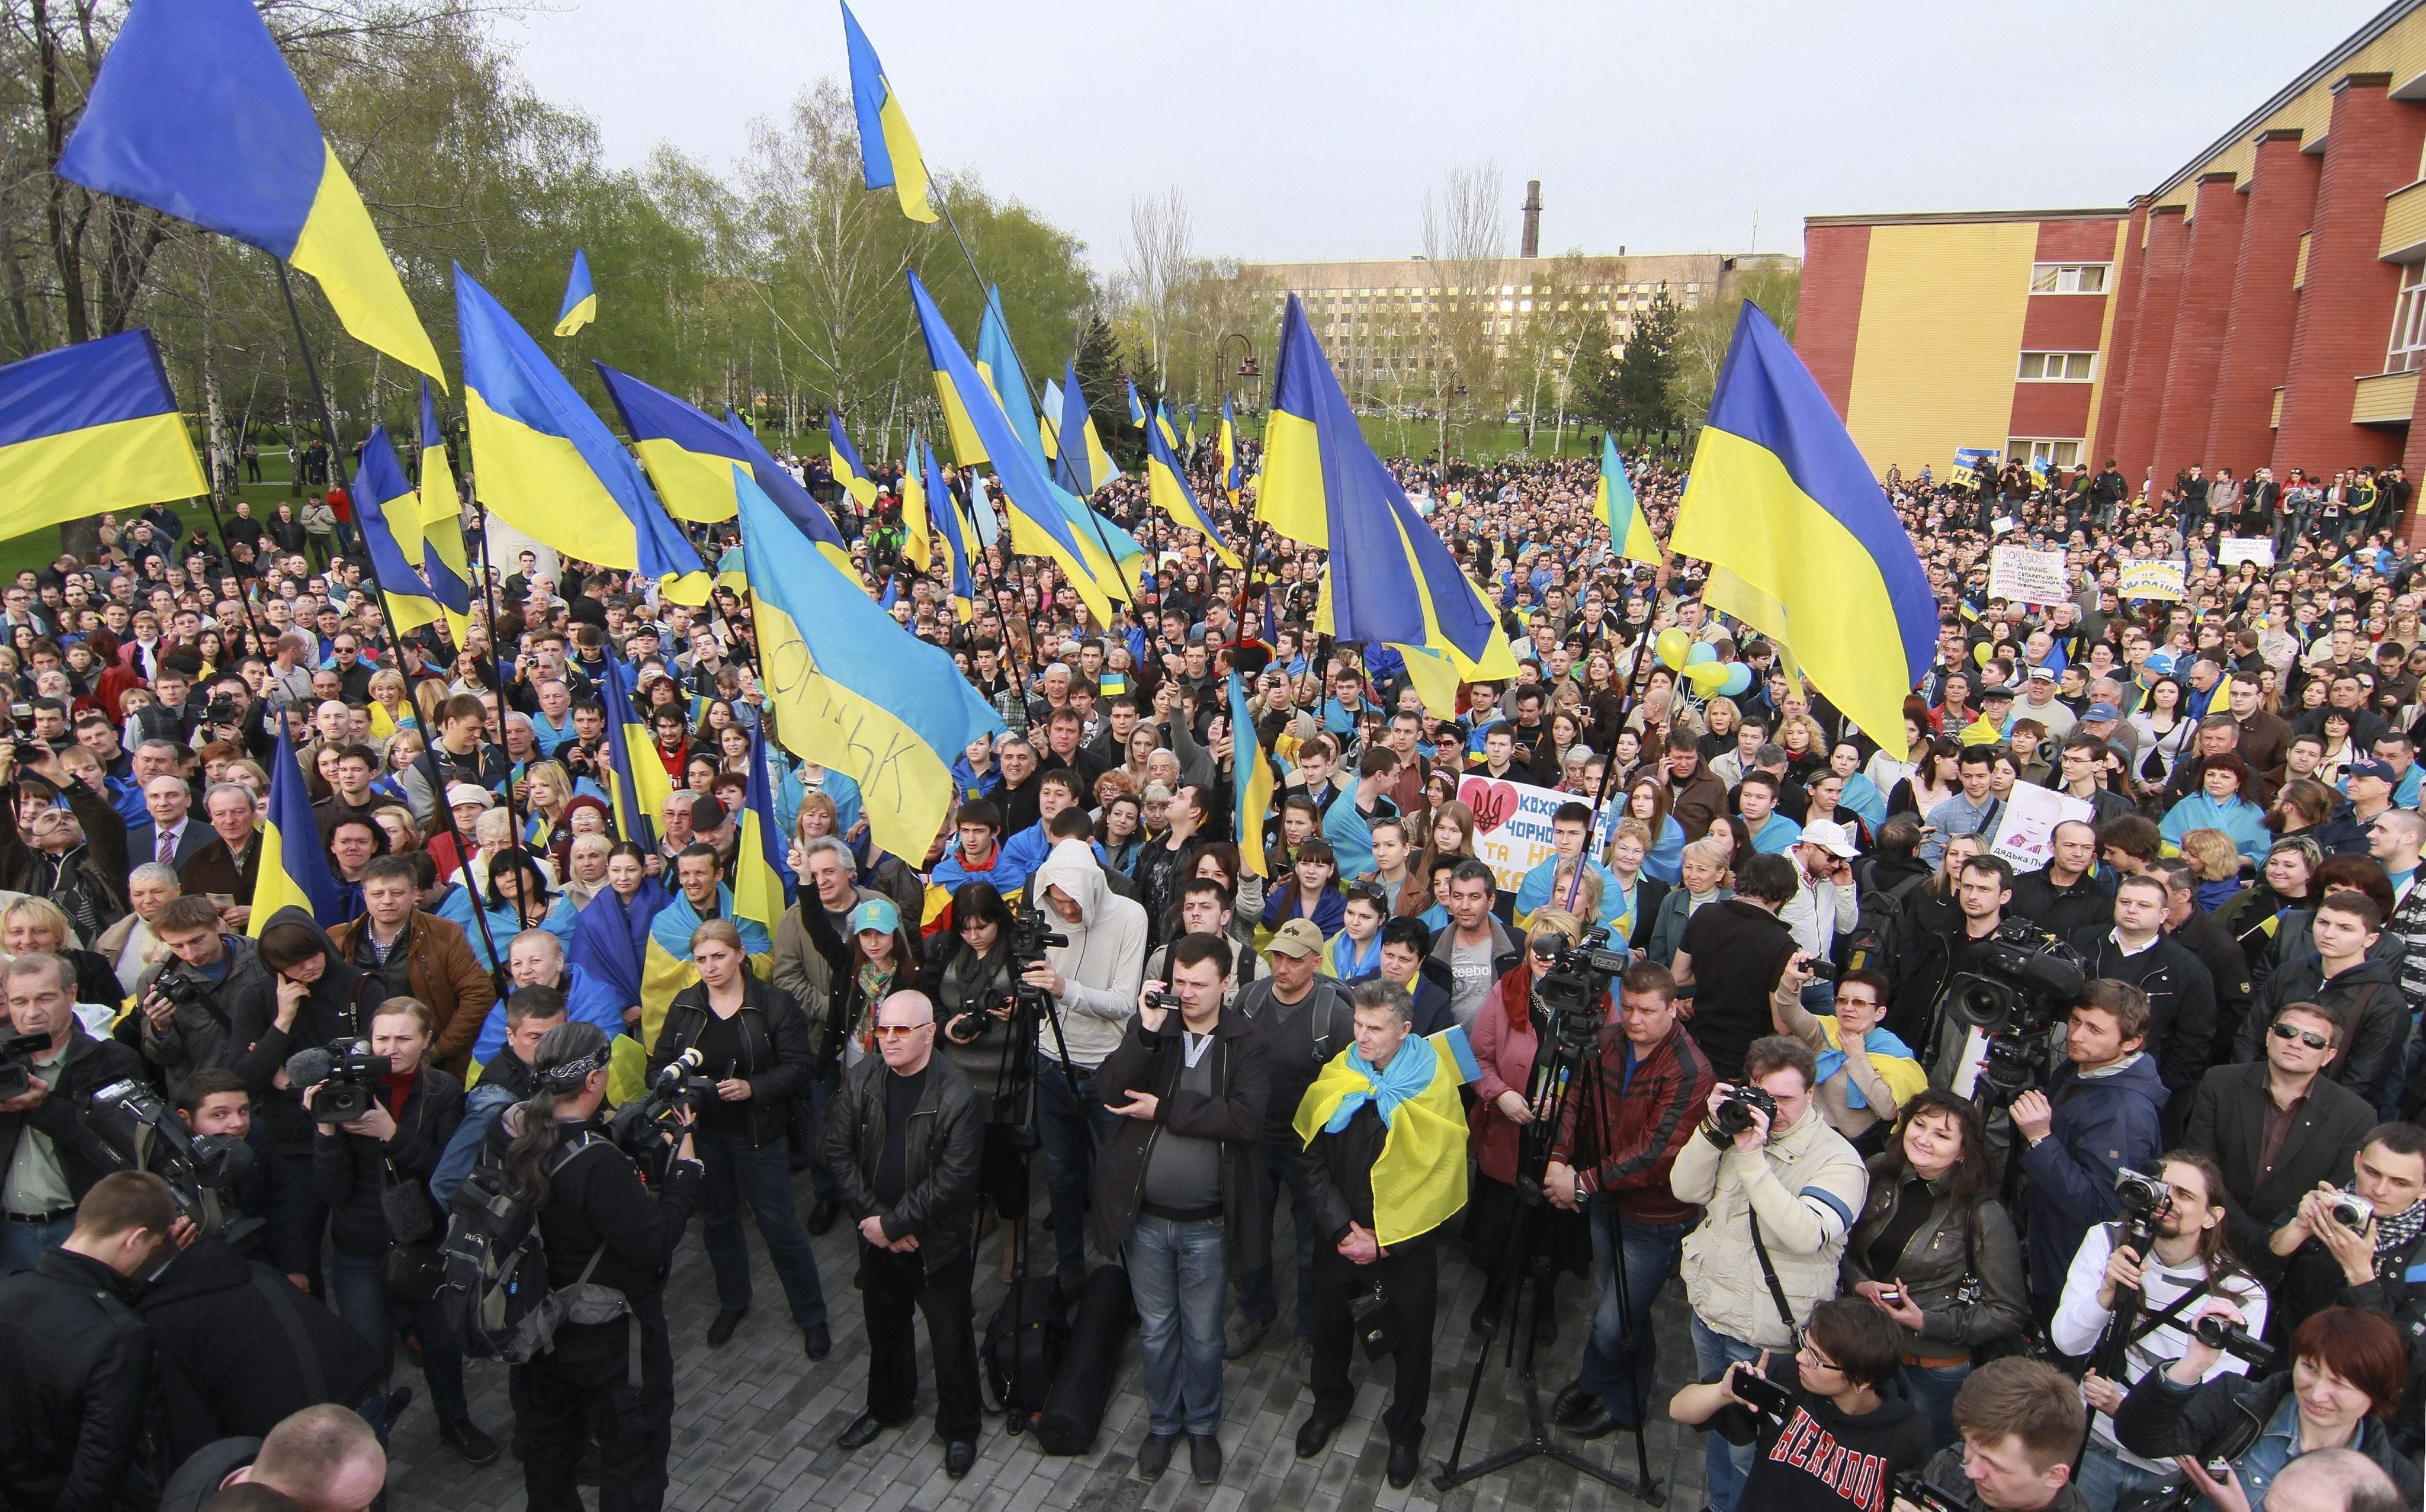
[1469,1298,1500,1337]
[944,1438,977,1479]
[807,1196,840,1236]
[802,1322,830,1362]
[707,1306,747,1347]
[1387,1433,1423,1490]
[1137,1431,1178,1480]
[380,1386,413,1432]
[1552,1380,1595,1427]
[1294,1414,1342,1459]
[1189,1432,1222,1485]
[438,1416,501,1466]
[1563,1402,1632,1440]
[837,1413,888,1452]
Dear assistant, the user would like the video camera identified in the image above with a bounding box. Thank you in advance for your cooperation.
[1006,902,1068,967]
[90,1078,257,1238]
[1891,1472,1971,1512]
[2192,1311,2279,1372]
[608,1048,715,1182]
[0,1027,49,1100]
[283,1039,394,1124]
[1944,920,2084,1102]
[1530,924,1628,1051]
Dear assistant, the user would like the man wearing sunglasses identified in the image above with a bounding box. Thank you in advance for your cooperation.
[2184,1001,2376,1263]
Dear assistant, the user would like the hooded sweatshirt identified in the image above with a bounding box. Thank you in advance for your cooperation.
[1031,837,1148,1070]
[224,905,378,1154]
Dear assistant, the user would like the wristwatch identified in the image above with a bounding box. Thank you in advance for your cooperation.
[1574,1172,1588,1206]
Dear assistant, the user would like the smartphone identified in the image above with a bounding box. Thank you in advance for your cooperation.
[1878,1286,1903,1307]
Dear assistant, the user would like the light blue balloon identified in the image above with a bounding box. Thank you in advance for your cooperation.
[1686,643,1717,666]
[1720,663,1753,697]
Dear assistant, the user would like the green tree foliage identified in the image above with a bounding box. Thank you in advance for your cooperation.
[1567,307,1622,437]
[1669,261,1800,426]
[1615,288,1681,438]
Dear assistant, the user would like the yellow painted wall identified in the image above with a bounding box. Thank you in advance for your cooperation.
[1843,221,2040,476]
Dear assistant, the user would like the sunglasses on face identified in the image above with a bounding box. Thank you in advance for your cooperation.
[2270,1023,2331,1051]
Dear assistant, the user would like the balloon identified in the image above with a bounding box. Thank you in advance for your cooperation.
[1681,662,1732,694]
[1719,663,1754,698]
[1686,643,1718,666]
[1972,642,1993,668]
[1656,628,1692,671]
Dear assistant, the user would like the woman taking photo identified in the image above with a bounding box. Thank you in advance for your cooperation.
[1841,1090,2029,1450]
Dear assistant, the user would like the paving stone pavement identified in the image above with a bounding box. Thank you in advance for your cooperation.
[384,1167,1713,1512]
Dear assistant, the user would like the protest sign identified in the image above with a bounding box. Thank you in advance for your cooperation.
[2218,538,2274,569]
[1987,783,2093,874]
[1456,774,1613,893]
[2118,558,2185,602]
[1988,545,2069,606]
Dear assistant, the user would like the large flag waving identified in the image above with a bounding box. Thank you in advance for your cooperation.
[595,362,742,523]
[722,408,854,572]
[0,331,207,538]
[738,462,1005,859]
[350,426,443,636]
[733,721,797,940]
[598,645,670,853]
[1147,404,1240,567]
[1597,434,1660,566]
[57,0,445,388]
[839,1,936,223]
[925,435,975,622]
[454,267,708,603]
[900,425,933,573]
[249,723,340,935]
[416,381,470,643]
[1671,304,1934,758]
[554,248,596,337]
[827,412,881,509]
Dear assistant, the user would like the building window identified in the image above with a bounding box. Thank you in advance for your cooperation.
[2016,351,2097,382]
[2005,436,2083,470]
[2029,263,2109,295]
[2387,262,2426,374]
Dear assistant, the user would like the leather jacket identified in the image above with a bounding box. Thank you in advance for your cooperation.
[1844,1157,2030,1355]
[650,974,812,1150]
[819,1051,984,1274]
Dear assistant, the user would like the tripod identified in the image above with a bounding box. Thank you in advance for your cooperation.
[1436,978,1663,1503]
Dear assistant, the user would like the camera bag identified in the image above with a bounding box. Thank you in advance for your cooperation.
[982,1270,1068,1430]
[437,1133,624,1364]
[1034,1263,1134,1455]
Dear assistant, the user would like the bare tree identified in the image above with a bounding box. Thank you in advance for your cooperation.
[1125,185,1190,391]
[1419,162,1506,456]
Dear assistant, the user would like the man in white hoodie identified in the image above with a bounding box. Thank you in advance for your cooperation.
[1025,837,1150,1291]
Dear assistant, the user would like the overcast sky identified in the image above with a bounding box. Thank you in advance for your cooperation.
[508,0,2386,270]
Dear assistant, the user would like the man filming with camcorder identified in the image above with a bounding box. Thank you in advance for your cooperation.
[2009,980,2168,1317]
[0,952,142,1272]
[1892,1359,2091,1512]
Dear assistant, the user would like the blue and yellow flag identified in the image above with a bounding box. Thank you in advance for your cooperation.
[1597,432,1660,566]
[733,721,797,940]
[454,267,707,603]
[1291,1029,1475,1248]
[350,426,444,636]
[715,545,747,596]
[900,425,932,573]
[906,270,1115,628]
[1227,672,1274,878]
[249,723,340,936]
[1671,303,1934,759]
[640,882,773,1050]
[721,408,853,572]
[415,383,470,644]
[599,645,670,852]
[1038,377,1064,461]
[554,248,596,337]
[975,290,1050,469]
[1262,294,1496,659]
[1052,358,1118,497]
[1949,446,1998,490]
[595,362,742,524]
[738,461,1005,860]
[828,412,881,509]
[1218,399,1242,503]
[925,435,975,623]
[57,0,443,388]
[974,309,1134,598]
[0,330,207,537]
[1185,403,1198,454]
[1127,379,1146,429]
[839,1,936,224]
[1148,405,1240,567]
[1156,403,1182,456]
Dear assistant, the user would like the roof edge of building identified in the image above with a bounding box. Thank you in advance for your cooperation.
[1804,208,2129,229]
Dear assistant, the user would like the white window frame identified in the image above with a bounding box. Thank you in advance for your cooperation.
[2029,263,2110,296]
[2005,436,2084,470]
[2386,261,2426,375]
[2016,351,2097,383]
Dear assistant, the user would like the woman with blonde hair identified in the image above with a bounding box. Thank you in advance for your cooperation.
[1646,836,1734,970]
[366,668,416,740]
[519,760,577,850]
[2177,828,2247,913]
[4,894,118,1010]
[562,833,614,909]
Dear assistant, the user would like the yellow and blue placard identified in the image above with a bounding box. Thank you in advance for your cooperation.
[0,330,207,538]
[554,248,596,337]
[839,1,936,224]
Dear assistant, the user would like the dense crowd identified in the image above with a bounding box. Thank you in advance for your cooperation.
[1,426,2422,1512]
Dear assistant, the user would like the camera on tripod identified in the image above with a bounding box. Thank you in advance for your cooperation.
[283,1039,394,1124]
[608,1048,717,1180]
[1007,902,1068,964]
[0,1027,49,1100]
[1530,924,1626,1049]
[1944,920,2084,1102]
[91,1078,257,1235]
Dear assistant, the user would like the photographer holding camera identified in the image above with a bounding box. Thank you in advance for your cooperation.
[2010,980,2169,1315]
[136,894,269,1095]
[0,952,143,1272]
[1671,1033,1870,1512]
[2048,1150,2268,1509]
[2268,1122,2426,1436]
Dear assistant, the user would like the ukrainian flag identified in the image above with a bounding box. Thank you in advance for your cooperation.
[640,881,774,1049]
[926,435,975,623]
[350,426,444,636]
[1127,378,1147,429]
[554,248,596,337]
[1148,405,1240,568]
[0,330,207,537]
[828,412,881,509]
[1671,303,1934,759]
[1185,403,1198,454]
[1597,434,1660,566]
[416,379,460,535]
[1291,1028,1478,1248]
[721,407,855,573]
[975,291,1048,468]
[1039,377,1064,461]
[900,426,933,573]
[595,362,742,523]
[1218,399,1243,503]
[975,300,1135,598]
[56,0,444,388]
[1156,404,1182,457]
[599,645,670,852]
[737,460,1005,861]
[249,723,340,936]
[733,721,797,940]
[455,267,708,604]
[1261,294,1495,660]
[839,1,936,224]
[1054,359,1119,496]
[907,269,1116,628]
[1228,672,1274,878]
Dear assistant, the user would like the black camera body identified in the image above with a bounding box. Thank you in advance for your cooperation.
[1532,924,1627,1049]
[91,1078,256,1237]
[1007,903,1068,967]
[1892,1472,1971,1512]
[1710,1084,1779,1142]
[284,1039,394,1125]
[2192,1312,2280,1372]
[150,970,217,1019]
[1946,920,2084,1102]
[608,1048,715,1181]
[0,1027,49,1100]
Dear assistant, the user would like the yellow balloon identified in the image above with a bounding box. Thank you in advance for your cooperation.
[1682,661,1732,694]
[1657,628,1693,671]
[1972,641,1993,669]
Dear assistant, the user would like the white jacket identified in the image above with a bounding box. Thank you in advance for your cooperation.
[1032,838,1146,1070]
[1674,1105,1868,1349]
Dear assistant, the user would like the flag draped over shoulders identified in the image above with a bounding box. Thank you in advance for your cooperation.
[1291,1029,1475,1248]
[640,884,772,1050]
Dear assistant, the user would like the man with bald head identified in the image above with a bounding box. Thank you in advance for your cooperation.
[130,772,205,869]
[161,1401,389,1512]
[821,990,986,1479]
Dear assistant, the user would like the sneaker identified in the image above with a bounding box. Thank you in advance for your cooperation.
[1222,1314,1270,1361]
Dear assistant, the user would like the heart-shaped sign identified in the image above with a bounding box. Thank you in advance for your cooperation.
[1459,776,1521,835]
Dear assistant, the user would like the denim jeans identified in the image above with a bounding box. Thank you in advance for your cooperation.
[1034,1051,1115,1279]
[0,1212,74,1273]
[1691,1315,1769,1512]
[1127,1214,1228,1436]
[1901,1360,1971,1455]
[1236,1138,1318,1336]
[695,1128,826,1329]
[2076,1439,2165,1512]
[1578,1206,1688,1424]
[328,1247,469,1428]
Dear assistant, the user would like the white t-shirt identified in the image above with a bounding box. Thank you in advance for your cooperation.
[1449,936,1496,1027]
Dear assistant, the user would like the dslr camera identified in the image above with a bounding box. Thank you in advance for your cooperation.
[149,970,218,1020]
[284,1039,393,1124]
[1708,1084,1779,1144]
[1944,920,2085,1102]
[608,1048,717,1182]
[0,1027,49,1100]
[1891,1472,1971,1512]
[90,1078,257,1238]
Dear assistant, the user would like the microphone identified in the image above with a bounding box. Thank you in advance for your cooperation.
[283,1045,332,1089]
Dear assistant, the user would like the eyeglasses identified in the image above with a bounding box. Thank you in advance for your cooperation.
[1795,1343,1841,1373]
[2270,1023,2331,1051]
[872,1023,929,1038]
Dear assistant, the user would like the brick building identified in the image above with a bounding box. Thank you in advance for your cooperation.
[1799,0,2426,537]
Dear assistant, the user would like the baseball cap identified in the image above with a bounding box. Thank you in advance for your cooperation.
[2345,758,2396,786]
[446,784,493,810]
[1801,819,1857,859]
[2083,702,2122,723]
[1265,918,1325,959]
[2024,665,2055,683]
[848,897,902,936]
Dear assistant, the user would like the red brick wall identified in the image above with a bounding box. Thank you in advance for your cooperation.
[2151,175,2248,489]
[2093,204,2151,468]
[2113,206,2190,489]
[1796,224,1871,418]
[2273,75,2426,476]
[2008,380,2096,440]
[2206,131,2319,473]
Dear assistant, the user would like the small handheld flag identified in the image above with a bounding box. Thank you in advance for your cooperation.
[1228,673,1274,878]
[554,248,596,337]
[250,723,341,935]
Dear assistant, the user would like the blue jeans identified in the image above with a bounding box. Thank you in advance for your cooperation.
[1800,980,1837,1013]
[1035,1051,1115,1279]
[0,1213,74,1273]
[1578,1206,1688,1424]
[1236,1138,1318,1337]
[1127,1214,1228,1436]
[1691,1316,1768,1512]
[2077,1439,2164,1512]
[695,1128,826,1329]
[328,1247,468,1428]
[1901,1360,1971,1455]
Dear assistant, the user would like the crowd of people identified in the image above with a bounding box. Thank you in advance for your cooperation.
[0,420,2422,1512]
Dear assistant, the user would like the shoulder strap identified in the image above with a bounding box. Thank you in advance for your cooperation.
[2127,1277,2211,1344]
[1747,1209,1802,1349]
[249,1269,329,1404]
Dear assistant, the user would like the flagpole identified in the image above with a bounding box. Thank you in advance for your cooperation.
[464,489,531,880]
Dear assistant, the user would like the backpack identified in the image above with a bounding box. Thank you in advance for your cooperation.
[436,1133,633,1365]
[981,1272,1068,1433]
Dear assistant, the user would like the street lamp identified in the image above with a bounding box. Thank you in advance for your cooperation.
[1217,332,1260,416]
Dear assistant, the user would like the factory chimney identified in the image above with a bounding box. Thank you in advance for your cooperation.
[1520,179,1542,259]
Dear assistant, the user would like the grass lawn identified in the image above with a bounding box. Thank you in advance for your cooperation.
[0,460,316,580]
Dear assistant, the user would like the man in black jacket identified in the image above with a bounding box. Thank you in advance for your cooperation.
[821,989,985,1479]
[0,952,145,1272]
[2183,1001,2375,1264]
[2148,858,2253,1071]
[2065,874,2217,1096]
[2232,891,2407,1110]
[2005,821,2114,939]
[2269,1122,2426,1430]
[0,1171,174,1512]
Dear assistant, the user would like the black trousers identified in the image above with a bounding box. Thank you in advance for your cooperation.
[863,1245,981,1441]
[521,1295,676,1512]
[1310,1232,1439,1444]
